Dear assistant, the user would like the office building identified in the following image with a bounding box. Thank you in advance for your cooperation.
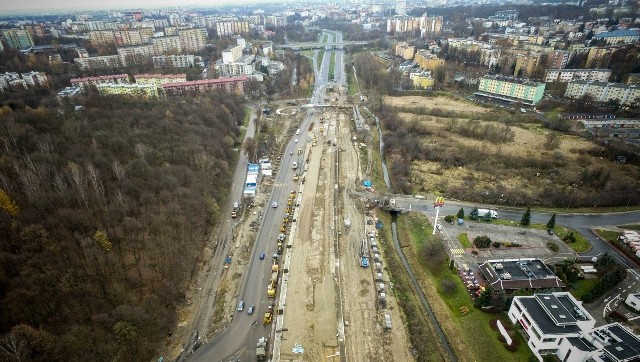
[509,292,640,362]
[477,75,545,105]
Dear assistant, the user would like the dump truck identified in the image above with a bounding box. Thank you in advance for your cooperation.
[477,208,498,219]
[256,337,267,360]
[263,306,273,325]
[267,263,279,297]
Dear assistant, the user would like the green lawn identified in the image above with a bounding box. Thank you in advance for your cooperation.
[620,224,640,231]
[316,49,325,67]
[595,229,621,242]
[347,71,358,96]
[458,233,472,248]
[399,213,533,362]
[570,278,600,300]
[557,226,592,253]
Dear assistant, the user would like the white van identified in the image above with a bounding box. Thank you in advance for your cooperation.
[296,129,300,135]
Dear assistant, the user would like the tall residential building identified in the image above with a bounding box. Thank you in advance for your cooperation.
[395,0,406,16]
[565,80,640,106]
[1,29,35,49]
[74,55,122,70]
[222,45,243,64]
[265,16,287,28]
[476,75,545,105]
[544,69,612,83]
[395,42,415,60]
[546,50,570,69]
[114,30,145,47]
[178,28,208,53]
[387,15,443,37]
[152,54,195,68]
[151,36,182,54]
[215,21,250,37]
[117,44,154,66]
[89,30,116,46]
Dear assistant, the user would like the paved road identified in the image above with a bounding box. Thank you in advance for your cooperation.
[190,30,337,362]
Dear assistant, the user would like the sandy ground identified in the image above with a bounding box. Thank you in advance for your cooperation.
[279,103,414,362]
[384,95,490,114]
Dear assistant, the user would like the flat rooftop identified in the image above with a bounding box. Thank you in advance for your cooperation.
[479,259,565,291]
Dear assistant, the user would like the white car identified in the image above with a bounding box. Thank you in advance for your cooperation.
[272,201,278,208]
[294,138,299,143]
[296,129,300,135]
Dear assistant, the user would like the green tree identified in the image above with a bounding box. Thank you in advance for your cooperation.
[456,208,465,220]
[469,207,479,220]
[475,286,493,308]
[546,213,556,230]
[521,207,531,226]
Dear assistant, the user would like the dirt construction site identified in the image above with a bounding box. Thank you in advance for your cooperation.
[277,106,414,362]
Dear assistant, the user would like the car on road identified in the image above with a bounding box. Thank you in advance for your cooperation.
[237,300,244,312]
[294,138,299,143]
[547,229,554,235]
[296,129,300,135]
[272,201,278,208]
[248,305,255,315]
[259,252,265,260]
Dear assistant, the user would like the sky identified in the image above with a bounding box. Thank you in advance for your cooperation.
[1,0,246,13]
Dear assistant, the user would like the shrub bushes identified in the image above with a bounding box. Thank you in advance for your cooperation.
[474,235,492,248]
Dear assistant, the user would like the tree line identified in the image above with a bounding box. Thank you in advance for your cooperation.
[0,93,245,360]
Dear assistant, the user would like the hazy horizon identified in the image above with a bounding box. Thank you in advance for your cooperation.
[1,0,284,15]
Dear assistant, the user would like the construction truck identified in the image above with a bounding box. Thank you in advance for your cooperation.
[263,306,273,325]
[267,263,279,297]
[256,337,267,360]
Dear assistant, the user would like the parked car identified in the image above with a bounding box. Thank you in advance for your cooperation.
[259,252,265,260]
[547,229,554,235]
[237,300,244,311]
[248,305,255,315]
[272,201,278,208]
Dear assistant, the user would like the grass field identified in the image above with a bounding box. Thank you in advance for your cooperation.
[397,213,533,362]
[557,226,592,253]
[329,51,336,81]
[595,229,621,242]
[384,94,640,209]
[571,278,600,300]
[620,224,640,231]
[458,232,472,248]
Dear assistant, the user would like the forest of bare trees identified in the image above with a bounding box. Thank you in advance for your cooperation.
[0,93,245,360]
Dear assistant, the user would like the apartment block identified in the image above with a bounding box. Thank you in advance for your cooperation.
[1,29,35,49]
[70,74,130,90]
[477,75,545,105]
[509,292,640,362]
[411,72,434,89]
[215,21,250,37]
[222,44,243,64]
[544,69,612,83]
[161,76,247,96]
[153,54,195,68]
[97,83,159,97]
[21,71,48,87]
[546,50,570,69]
[151,36,182,54]
[265,15,287,28]
[89,30,116,46]
[586,46,620,68]
[414,50,444,71]
[395,42,415,60]
[565,81,640,106]
[178,28,208,53]
[592,29,640,45]
[134,73,187,87]
[214,55,254,77]
[74,55,122,70]
[113,30,150,47]
[117,44,154,66]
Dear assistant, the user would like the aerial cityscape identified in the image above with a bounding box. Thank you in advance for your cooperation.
[0,0,640,361]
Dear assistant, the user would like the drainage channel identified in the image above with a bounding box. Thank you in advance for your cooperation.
[367,103,457,362]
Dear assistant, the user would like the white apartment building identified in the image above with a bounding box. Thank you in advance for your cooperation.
[74,55,122,70]
[545,69,612,83]
[222,44,243,64]
[21,71,48,87]
[565,81,640,106]
[177,27,207,53]
[215,54,255,77]
[117,44,154,66]
[509,292,640,361]
[151,35,182,54]
[152,54,195,68]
